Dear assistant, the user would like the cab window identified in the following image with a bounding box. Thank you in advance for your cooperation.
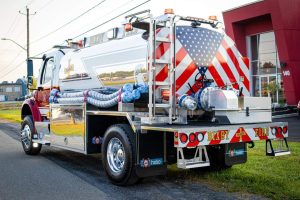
[41,58,54,85]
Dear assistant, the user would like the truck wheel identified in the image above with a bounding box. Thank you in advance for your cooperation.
[21,116,42,155]
[102,124,139,186]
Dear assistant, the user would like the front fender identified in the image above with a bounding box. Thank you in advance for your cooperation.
[21,98,42,122]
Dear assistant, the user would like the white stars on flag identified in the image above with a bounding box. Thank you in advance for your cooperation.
[176,26,224,67]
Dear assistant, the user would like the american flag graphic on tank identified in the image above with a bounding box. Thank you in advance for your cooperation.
[154,26,250,96]
[176,26,223,67]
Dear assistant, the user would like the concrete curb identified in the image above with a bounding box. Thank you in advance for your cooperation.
[272,113,298,119]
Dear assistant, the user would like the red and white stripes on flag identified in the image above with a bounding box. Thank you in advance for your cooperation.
[154,27,250,96]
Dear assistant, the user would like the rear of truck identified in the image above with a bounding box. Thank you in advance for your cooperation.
[20,9,290,186]
[128,10,290,175]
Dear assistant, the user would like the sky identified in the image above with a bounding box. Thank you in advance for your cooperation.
[0,0,257,82]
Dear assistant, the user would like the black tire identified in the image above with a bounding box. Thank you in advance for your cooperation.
[21,116,42,155]
[102,124,139,186]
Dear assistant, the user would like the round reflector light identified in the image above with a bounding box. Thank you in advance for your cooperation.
[197,132,204,142]
[271,127,277,135]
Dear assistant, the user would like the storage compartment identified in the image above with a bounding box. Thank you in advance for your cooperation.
[50,104,85,152]
[212,95,272,124]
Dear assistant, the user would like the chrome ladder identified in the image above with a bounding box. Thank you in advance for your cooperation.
[148,16,176,124]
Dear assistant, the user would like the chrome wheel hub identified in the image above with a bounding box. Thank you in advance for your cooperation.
[21,124,31,149]
[107,138,125,174]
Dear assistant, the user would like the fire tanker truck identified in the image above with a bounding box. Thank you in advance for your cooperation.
[20,9,290,185]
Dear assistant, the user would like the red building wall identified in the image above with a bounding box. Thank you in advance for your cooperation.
[223,0,300,105]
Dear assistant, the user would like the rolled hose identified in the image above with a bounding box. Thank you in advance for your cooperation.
[56,96,119,108]
[57,89,121,101]
[88,90,120,101]
[51,83,148,108]
[87,96,119,108]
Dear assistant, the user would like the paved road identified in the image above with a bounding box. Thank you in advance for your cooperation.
[0,121,264,200]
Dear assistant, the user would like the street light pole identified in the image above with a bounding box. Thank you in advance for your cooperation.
[1,38,27,51]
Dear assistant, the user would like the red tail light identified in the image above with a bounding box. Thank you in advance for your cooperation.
[180,133,188,143]
[189,133,196,143]
[174,132,178,138]
[277,127,282,135]
[283,126,288,134]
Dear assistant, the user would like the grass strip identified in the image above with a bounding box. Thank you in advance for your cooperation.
[0,109,21,123]
[167,141,300,200]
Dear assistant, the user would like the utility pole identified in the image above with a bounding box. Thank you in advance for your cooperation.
[19,6,36,61]
[26,6,30,60]
[19,6,36,84]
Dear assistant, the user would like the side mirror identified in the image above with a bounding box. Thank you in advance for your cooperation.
[27,76,37,91]
[28,76,33,86]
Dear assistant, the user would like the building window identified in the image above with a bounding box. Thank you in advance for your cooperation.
[14,86,20,92]
[6,87,12,93]
[248,31,285,105]
[0,88,3,92]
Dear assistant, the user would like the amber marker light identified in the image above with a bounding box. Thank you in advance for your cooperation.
[164,8,174,15]
[208,15,218,21]
[124,23,133,32]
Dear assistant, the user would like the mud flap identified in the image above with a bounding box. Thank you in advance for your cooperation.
[135,131,167,178]
[224,142,247,166]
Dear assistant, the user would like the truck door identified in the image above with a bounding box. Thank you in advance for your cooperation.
[35,56,55,118]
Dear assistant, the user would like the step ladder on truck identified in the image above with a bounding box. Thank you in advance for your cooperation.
[20,9,290,186]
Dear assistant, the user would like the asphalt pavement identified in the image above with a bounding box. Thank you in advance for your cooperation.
[0,120,267,200]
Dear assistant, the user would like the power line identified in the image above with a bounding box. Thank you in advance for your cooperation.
[32,46,55,58]
[0,50,24,72]
[0,44,58,80]
[35,0,55,13]
[0,0,151,80]
[27,0,36,7]
[0,60,26,80]
[30,0,107,44]
[73,0,135,34]
[72,0,151,40]
[5,14,21,37]
[30,0,150,58]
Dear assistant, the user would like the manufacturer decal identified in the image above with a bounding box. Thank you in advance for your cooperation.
[140,158,163,168]
[92,136,103,145]
[227,148,245,157]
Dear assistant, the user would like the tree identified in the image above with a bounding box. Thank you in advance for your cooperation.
[267,82,280,110]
